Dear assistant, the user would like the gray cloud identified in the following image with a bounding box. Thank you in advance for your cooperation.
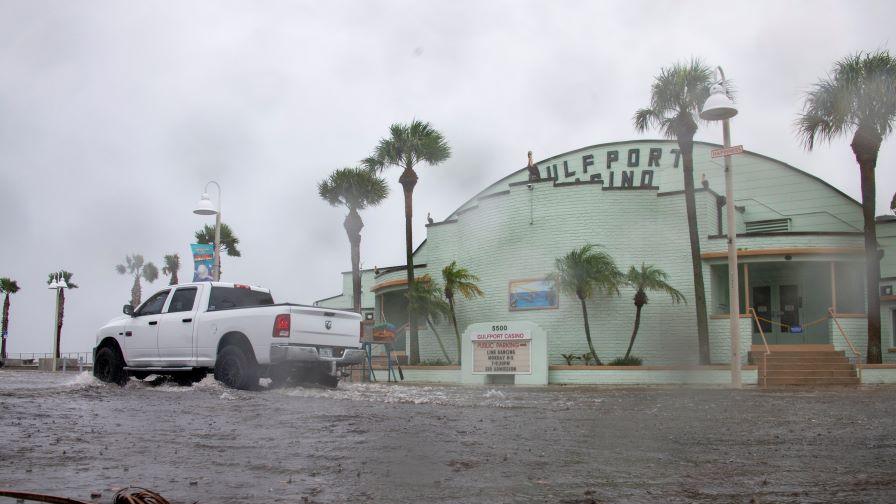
[0,0,893,355]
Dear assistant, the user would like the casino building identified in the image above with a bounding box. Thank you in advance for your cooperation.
[315,139,896,367]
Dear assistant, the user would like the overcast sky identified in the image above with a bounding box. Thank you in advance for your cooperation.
[1,0,894,355]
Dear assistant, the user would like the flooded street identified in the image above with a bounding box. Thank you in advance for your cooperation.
[1,370,895,503]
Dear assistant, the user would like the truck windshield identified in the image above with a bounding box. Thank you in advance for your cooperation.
[207,286,274,311]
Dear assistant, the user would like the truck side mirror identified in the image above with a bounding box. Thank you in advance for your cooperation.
[123,304,134,316]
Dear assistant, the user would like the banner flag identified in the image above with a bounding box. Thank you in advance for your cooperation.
[191,243,215,281]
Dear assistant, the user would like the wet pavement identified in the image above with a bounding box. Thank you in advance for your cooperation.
[1,370,894,503]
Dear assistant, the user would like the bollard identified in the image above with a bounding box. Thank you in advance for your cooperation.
[62,358,67,372]
[78,356,84,373]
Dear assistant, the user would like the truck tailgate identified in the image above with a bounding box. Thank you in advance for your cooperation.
[289,306,361,348]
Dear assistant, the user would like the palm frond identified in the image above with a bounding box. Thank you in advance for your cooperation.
[796,50,896,149]
[142,262,159,283]
[0,277,20,294]
[318,166,389,211]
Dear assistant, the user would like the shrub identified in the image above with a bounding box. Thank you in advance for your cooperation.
[580,352,598,365]
[560,353,581,365]
[609,355,643,366]
[418,358,449,366]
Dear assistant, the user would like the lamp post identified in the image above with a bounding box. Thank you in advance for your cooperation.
[48,272,68,371]
[700,67,742,388]
[194,181,222,281]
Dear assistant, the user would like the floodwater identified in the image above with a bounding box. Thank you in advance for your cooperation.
[1,370,894,503]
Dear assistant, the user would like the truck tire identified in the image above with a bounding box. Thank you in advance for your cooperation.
[214,345,258,390]
[94,347,128,386]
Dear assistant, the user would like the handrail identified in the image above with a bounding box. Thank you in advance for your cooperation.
[748,307,771,388]
[828,308,862,381]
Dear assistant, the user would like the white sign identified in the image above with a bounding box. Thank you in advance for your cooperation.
[471,325,532,374]
[710,145,744,158]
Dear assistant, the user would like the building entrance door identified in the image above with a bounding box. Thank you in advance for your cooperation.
[752,284,805,344]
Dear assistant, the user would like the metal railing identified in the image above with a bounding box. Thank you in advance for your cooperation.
[828,308,862,381]
[748,307,771,388]
[3,352,93,365]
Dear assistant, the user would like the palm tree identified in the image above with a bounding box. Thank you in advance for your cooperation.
[405,275,453,364]
[364,120,451,364]
[195,222,241,279]
[796,51,896,364]
[162,254,181,286]
[1,277,21,359]
[634,59,726,364]
[318,167,389,313]
[623,264,685,360]
[552,245,622,365]
[441,261,483,364]
[46,271,78,359]
[115,254,159,307]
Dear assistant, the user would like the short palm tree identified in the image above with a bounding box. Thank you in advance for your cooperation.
[162,253,181,286]
[1,277,21,359]
[405,275,453,364]
[364,120,451,364]
[623,264,685,360]
[195,222,241,279]
[552,245,622,365]
[796,50,896,364]
[442,261,483,364]
[318,167,389,313]
[634,59,726,365]
[115,254,159,307]
[46,271,78,359]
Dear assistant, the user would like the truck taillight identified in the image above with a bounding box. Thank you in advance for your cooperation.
[273,314,290,337]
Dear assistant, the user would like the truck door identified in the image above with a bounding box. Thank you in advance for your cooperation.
[157,286,199,365]
[124,289,170,365]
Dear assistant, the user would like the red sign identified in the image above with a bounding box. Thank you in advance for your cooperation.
[711,145,744,158]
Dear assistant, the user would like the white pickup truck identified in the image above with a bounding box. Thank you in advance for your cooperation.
[92,282,364,389]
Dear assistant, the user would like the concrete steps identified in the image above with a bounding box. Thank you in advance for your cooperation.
[756,346,859,387]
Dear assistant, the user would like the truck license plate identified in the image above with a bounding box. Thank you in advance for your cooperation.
[319,348,333,358]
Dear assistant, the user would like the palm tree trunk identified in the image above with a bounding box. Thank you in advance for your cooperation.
[447,295,462,364]
[579,296,602,365]
[852,128,882,364]
[678,133,711,364]
[426,317,452,364]
[1,293,9,359]
[131,274,141,307]
[343,208,364,313]
[170,269,178,286]
[625,303,644,360]
[399,167,420,364]
[55,289,64,359]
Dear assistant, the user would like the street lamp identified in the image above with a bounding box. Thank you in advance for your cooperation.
[194,181,222,281]
[700,67,742,388]
[48,272,69,371]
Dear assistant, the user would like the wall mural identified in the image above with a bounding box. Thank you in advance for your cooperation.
[509,278,558,311]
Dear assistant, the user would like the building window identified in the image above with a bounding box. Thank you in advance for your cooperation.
[834,262,865,313]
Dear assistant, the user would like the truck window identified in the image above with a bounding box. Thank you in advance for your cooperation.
[167,287,198,313]
[207,286,274,311]
[135,290,170,316]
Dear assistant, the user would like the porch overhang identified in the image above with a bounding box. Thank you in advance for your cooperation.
[701,246,864,261]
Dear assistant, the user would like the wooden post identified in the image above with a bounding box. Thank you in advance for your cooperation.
[743,263,750,312]
[830,262,837,313]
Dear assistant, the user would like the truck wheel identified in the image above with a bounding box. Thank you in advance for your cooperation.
[214,345,258,390]
[94,347,128,386]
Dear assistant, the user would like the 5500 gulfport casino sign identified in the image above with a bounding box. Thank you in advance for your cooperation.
[471,325,532,375]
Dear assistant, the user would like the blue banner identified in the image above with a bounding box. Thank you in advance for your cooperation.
[191,243,215,281]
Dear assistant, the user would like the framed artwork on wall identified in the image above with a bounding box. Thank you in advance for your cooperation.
[509,278,558,311]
